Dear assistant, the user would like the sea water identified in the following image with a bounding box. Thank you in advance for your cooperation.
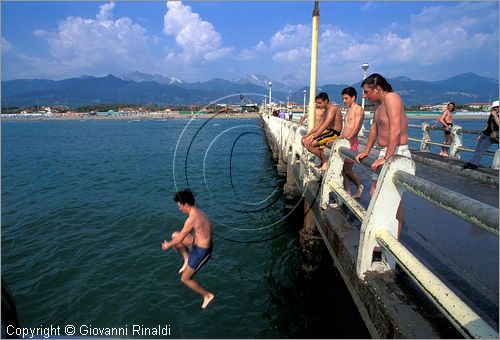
[1,118,370,338]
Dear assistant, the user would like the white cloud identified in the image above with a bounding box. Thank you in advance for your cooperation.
[269,24,309,50]
[163,1,232,63]
[4,2,164,79]
[1,37,13,52]
[96,2,115,22]
[255,41,267,52]
[259,2,498,83]
[237,41,267,61]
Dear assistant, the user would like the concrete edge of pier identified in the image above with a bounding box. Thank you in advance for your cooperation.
[303,180,446,338]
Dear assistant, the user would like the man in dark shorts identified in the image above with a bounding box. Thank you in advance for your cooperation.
[162,189,215,309]
[432,102,455,156]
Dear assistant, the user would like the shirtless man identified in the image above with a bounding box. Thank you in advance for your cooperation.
[339,87,365,198]
[301,92,343,171]
[432,102,455,156]
[162,189,215,309]
[355,73,410,239]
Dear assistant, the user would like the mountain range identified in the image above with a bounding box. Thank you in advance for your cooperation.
[1,72,498,108]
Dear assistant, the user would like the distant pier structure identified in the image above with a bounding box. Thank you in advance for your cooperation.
[261,114,499,339]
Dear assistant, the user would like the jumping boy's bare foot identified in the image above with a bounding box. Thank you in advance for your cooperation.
[201,293,215,309]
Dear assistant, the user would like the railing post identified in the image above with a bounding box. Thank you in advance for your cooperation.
[449,124,462,159]
[492,148,500,170]
[356,155,416,279]
[320,138,350,209]
[420,122,430,152]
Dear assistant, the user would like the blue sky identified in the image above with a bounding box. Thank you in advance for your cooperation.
[1,1,499,85]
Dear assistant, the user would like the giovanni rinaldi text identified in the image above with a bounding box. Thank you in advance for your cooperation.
[6,324,172,338]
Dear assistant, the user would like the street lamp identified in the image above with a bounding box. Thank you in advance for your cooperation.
[303,90,307,116]
[361,63,369,109]
[268,81,272,114]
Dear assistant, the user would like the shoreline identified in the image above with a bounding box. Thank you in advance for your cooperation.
[0,112,261,122]
[1,112,490,122]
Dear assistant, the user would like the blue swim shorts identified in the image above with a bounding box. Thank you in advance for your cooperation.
[188,243,212,272]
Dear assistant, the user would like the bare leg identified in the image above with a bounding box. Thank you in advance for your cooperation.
[305,144,324,167]
[343,162,363,198]
[342,171,351,195]
[175,246,189,273]
[171,232,191,273]
[181,267,215,309]
[319,149,329,171]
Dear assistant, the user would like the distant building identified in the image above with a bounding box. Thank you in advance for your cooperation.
[465,102,491,111]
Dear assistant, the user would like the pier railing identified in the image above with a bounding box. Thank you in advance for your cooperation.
[384,121,498,169]
[262,114,499,339]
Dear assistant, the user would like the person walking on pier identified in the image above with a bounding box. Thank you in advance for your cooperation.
[355,73,410,240]
[339,87,365,198]
[162,189,215,309]
[301,92,343,171]
[432,102,455,157]
[462,100,499,170]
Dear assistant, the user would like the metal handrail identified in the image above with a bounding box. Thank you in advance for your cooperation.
[394,170,498,235]
[376,230,499,339]
[408,122,498,158]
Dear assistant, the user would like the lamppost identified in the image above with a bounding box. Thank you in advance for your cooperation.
[268,81,272,114]
[303,90,307,116]
[361,63,369,109]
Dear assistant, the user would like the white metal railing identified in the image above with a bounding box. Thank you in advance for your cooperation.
[408,122,499,169]
[295,118,499,169]
[261,114,499,339]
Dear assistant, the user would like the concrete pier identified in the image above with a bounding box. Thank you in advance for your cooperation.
[261,114,499,338]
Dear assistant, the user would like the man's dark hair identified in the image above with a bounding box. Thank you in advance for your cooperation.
[341,87,357,100]
[448,102,456,111]
[174,189,195,206]
[315,92,329,102]
[361,73,393,92]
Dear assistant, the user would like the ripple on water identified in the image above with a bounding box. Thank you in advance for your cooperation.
[2,119,369,338]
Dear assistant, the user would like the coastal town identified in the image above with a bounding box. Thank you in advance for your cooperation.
[0,101,494,120]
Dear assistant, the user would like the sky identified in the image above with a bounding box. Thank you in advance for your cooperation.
[1,1,499,86]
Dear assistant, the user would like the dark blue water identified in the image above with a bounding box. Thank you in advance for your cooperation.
[1,118,369,338]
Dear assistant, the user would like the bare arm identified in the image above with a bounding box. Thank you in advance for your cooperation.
[382,94,403,159]
[162,218,194,249]
[305,109,323,137]
[355,119,377,162]
[310,106,336,138]
[433,111,447,128]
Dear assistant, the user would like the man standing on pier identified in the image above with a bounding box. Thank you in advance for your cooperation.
[162,189,215,309]
[432,102,455,156]
[355,73,410,240]
[301,92,343,171]
[339,87,365,198]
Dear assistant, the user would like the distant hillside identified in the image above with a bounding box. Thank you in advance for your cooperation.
[2,72,498,107]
